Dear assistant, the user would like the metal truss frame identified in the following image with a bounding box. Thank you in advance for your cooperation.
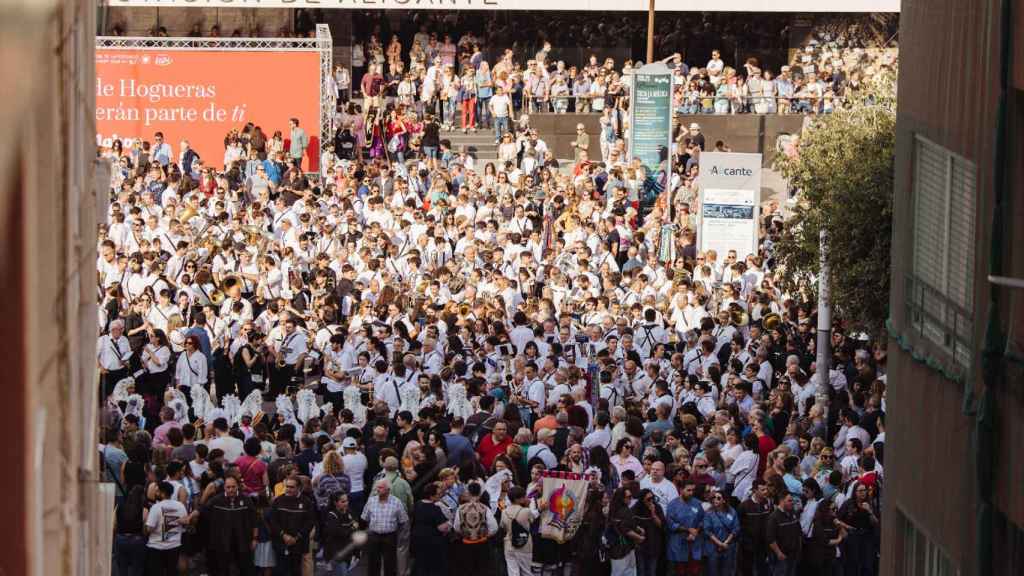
[96,25,336,171]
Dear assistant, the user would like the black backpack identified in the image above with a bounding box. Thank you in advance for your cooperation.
[503,506,531,548]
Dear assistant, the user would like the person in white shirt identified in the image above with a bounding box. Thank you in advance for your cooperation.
[175,335,208,391]
[145,480,190,572]
[271,316,308,396]
[582,411,613,451]
[420,338,445,376]
[726,434,760,501]
[207,417,244,462]
[321,334,348,412]
[639,461,679,513]
[706,50,725,85]
[98,319,132,398]
[340,437,368,512]
[140,329,173,394]
[526,429,559,469]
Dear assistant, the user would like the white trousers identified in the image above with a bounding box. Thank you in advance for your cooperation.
[505,547,533,576]
[610,550,637,576]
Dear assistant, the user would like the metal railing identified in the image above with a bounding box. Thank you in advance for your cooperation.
[511,93,850,115]
[903,273,975,376]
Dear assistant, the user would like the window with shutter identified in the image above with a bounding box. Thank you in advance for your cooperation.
[908,136,976,372]
[899,509,959,576]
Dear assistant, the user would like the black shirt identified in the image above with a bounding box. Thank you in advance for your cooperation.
[738,496,772,550]
[765,507,802,557]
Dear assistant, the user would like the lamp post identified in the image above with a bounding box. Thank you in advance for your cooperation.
[815,228,831,416]
[646,0,656,64]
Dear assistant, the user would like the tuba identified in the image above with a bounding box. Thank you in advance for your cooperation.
[209,290,226,306]
[762,312,782,331]
[730,308,750,327]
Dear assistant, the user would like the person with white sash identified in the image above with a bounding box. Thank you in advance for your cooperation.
[98,319,132,399]
[174,334,208,392]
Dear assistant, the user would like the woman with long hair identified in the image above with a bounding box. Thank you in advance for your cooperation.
[233,329,265,399]
[608,485,644,576]
[113,485,148,576]
[174,334,208,391]
[631,488,666,576]
[313,450,351,510]
[805,498,845,575]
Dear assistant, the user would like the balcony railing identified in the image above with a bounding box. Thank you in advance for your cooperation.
[904,273,975,378]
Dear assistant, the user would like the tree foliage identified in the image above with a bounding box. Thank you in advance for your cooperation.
[773,75,896,337]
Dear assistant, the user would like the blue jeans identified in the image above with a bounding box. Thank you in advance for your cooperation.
[477,96,492,127]
[494,116,509,142]
[705,547,736,576]
[769,555,798,576]
[113,533,147,576]
[328,559,351,576]
[423,146,437,159]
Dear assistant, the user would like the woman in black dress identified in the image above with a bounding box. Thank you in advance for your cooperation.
[804,499,845,576]
[232,330,266,399]
[411,482,451,576]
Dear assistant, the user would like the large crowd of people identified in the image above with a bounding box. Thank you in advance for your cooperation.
[339,19,896,122]
[97,14,890,576]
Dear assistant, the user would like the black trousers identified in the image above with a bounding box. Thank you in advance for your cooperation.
[101,368,130,401]
[366,532,398,576]
[146,546,180,576]
[458,541,492,576]
[273,545,303,576]
[323,389,345,415]
[270,364,296,397]
[210,541,253,576]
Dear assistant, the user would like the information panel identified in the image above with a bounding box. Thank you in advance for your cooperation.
[697,152,762,260]
[628,63,674,177]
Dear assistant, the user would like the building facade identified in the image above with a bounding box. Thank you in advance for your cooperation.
[883,0,1024,574]
[0,0,106,575]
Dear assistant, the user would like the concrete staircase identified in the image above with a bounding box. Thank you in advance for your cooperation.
[441,127,501,166]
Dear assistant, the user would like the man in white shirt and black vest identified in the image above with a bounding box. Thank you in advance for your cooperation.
[98,319,132,399]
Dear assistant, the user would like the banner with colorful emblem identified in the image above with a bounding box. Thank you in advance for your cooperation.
[538,471,592,543]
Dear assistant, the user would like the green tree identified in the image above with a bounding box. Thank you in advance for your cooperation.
[773,76,896,337]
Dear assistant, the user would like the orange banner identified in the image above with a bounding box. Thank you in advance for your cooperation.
[96,49,321,171]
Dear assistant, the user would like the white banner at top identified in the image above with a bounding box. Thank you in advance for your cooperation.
[101,0,900,13]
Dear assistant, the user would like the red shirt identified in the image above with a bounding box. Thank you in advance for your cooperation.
[235,454,268,496]
[756,433,777,477]
[476,433,513,470]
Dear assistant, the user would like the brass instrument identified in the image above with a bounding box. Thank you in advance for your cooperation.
[730,308,750,327]
[242,225,274,245]
[209,289,225,306]
[179,205,200,224]
[762,312,782,331]
[211,274,240,306]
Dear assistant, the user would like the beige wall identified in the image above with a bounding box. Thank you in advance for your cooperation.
[105,6,293,37]
[0,0,103,575]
